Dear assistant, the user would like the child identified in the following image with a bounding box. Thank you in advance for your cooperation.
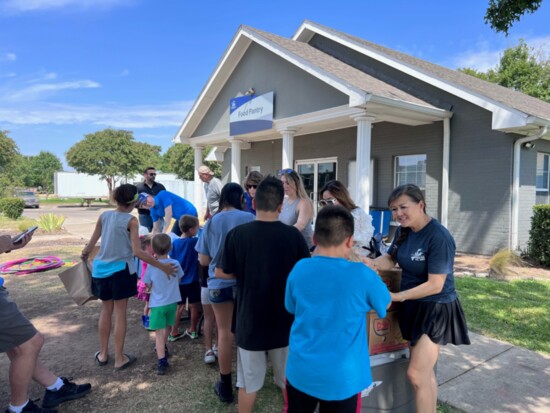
[143,233,184,375]
[168,215,201,341]
[136,234,154,329]
[82,184,176,370]
[284,205,391,412]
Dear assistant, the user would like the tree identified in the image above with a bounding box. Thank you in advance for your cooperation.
[161,144,221,180]
[66,128,162,195]
[485,0,543,35]
[26,152,63,193]
[0,131,24,196]
[459,40,550,103]
[0,130,19,172]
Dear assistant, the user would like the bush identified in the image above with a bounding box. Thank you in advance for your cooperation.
[0,198,25,220]
[489,249,523,278]
[528,205,550,266]
[37,213,65,232]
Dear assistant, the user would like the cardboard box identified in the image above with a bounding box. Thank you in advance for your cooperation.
[377,269,402,293]
[368,310,408,355]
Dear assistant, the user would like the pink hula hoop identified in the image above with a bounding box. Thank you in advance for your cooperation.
[0,256,64,275]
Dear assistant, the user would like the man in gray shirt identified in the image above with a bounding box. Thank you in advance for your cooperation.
[198,165,223,221]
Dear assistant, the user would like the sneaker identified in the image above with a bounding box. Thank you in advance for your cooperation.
[214,380,234,403]
[141,315,149,329]
[6,399,58,413]
[184,329,198,339]
[212,344,218,358]
[156,359,169,375]
[42,377,92,408]
[204,349,216,364]
[168,332,184,342]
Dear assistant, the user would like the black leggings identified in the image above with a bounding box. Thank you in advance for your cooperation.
[284,380,361,413]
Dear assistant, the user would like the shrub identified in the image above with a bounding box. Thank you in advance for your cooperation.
[528,205,550,266]
[0,198,25,220]
[37,213,65,232]
[489,249,523,278]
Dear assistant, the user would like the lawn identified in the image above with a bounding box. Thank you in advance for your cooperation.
[456,276,550,355]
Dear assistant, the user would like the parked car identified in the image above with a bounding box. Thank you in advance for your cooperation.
[15,190,40,208]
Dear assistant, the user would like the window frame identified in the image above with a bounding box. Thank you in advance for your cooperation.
[394,153,427,190]
[536,152,550,193]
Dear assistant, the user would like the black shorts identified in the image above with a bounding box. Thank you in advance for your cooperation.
[92,265,138,301]
[178,281,201,305]
[0,288,38,353]
[284,380,361,413]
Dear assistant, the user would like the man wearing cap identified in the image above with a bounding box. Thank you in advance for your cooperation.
[135,167,166,232]
[137,190,198,237]
[198,165,223,221]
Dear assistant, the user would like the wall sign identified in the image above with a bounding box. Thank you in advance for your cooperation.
[229,91,274,136]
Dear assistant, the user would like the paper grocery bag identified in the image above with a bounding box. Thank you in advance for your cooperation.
[58,260,97,305]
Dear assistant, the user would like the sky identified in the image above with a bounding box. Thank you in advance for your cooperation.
[1,0,550,170]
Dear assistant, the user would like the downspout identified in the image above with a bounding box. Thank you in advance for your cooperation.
[441,118,450,228]
[511,126,548,250]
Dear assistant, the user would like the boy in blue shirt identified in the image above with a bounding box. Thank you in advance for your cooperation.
[168,215,201,341]
[285,205,391,412]
[143,233,184,375]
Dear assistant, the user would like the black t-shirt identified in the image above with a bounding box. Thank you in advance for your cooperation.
[221,220,310,351]
[135,181,166,216]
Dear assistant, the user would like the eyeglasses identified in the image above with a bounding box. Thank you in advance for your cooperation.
[318,198,337,207]
[277,168,294,176]
[246,184,258,189]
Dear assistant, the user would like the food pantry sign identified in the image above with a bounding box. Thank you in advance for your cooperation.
[229,91,274,136]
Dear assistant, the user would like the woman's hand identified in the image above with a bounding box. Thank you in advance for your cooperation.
[160,261,179,278]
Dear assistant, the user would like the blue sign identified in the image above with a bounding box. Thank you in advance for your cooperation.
[229,91,274,136]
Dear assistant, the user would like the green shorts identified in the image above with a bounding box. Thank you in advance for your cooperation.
[149,303,177,330]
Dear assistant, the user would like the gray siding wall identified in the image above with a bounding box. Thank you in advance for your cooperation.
[194,43,348,137]
[308,34,520,255]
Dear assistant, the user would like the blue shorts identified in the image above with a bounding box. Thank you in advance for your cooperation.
[208,286,236,304]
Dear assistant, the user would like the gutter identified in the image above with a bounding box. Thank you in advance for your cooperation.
[511,126,548,250]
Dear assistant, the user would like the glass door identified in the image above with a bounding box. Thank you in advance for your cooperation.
[296,158,337,218]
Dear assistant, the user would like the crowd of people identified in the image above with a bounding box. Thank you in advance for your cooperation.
[1,165,470,413]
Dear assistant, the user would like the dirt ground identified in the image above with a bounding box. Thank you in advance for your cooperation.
[2,233,549,412]
[454,252,550,280]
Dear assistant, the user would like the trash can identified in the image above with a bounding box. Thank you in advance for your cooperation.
[369,208,391,237]
[362,350,415,412]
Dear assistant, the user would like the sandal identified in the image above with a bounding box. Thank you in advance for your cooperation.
[114,353,137,370]
[94,351,108,366]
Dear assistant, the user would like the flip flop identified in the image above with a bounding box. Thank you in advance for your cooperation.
[114,353,137,371]
[94,351,108,366]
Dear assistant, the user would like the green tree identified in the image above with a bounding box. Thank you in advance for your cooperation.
[485,0,543,35]
[0,130,19,172]
[0,131,25,196]
[161,144,221,180]
[66,128,162,195]
[25,152,63,193]
[459,40,550,103]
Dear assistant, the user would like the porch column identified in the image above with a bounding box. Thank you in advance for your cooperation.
[280,128,297,170]
[230,139,244,184]
[193,145,204,215]
[353,114,375,213]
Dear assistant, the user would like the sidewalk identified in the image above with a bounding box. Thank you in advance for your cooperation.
[438,332,550,412]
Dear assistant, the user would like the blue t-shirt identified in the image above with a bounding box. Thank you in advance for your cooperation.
[388,219,457,303]
[150,191,197,223]
[195,209,255,289]
[242,192,256,216]
[285,256,391,401]
[142,258,183,307]
[170,237,199,285]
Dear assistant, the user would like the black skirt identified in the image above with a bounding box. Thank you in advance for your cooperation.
[397,298,471,347]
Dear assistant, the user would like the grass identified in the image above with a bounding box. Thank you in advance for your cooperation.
[456,276,550,355]
[39,197,108,205]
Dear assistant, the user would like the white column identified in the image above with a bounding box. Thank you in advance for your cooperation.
[280,128,297,170]
[230,140,243,183]
[441,118,450,227]
[193,146,204,215]
[353,115,375,213]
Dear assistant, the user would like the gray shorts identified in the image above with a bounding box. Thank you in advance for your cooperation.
[236,346,288,393]
[201,287,211,305]
[0,288,38,353]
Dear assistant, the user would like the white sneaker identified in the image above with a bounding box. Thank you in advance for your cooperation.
[204,349,216,364]
[212,344,218,358]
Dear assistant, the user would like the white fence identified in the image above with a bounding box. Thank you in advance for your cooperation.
[53,172,195,204]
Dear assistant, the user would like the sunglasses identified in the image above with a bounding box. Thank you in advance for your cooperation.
[148,173,157,177]
[318,198,337,207]
[246,184,258,189]
[277,168,295,176]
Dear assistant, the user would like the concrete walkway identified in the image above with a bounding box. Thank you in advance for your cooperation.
[438,332,550,412]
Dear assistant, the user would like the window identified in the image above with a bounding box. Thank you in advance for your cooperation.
[536,153,549,192]
[394,154,426,189]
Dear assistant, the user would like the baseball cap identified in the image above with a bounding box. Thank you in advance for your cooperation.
[137,192,150,207]
[198,165,214,175]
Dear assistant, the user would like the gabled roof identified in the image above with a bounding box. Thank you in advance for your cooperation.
[294,20,550,133]
[174,25,448,143]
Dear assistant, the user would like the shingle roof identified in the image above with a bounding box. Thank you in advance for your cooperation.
[305,21,550,122]
[244,26,438,109]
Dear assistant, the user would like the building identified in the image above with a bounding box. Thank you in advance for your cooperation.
[173,20,550,255]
